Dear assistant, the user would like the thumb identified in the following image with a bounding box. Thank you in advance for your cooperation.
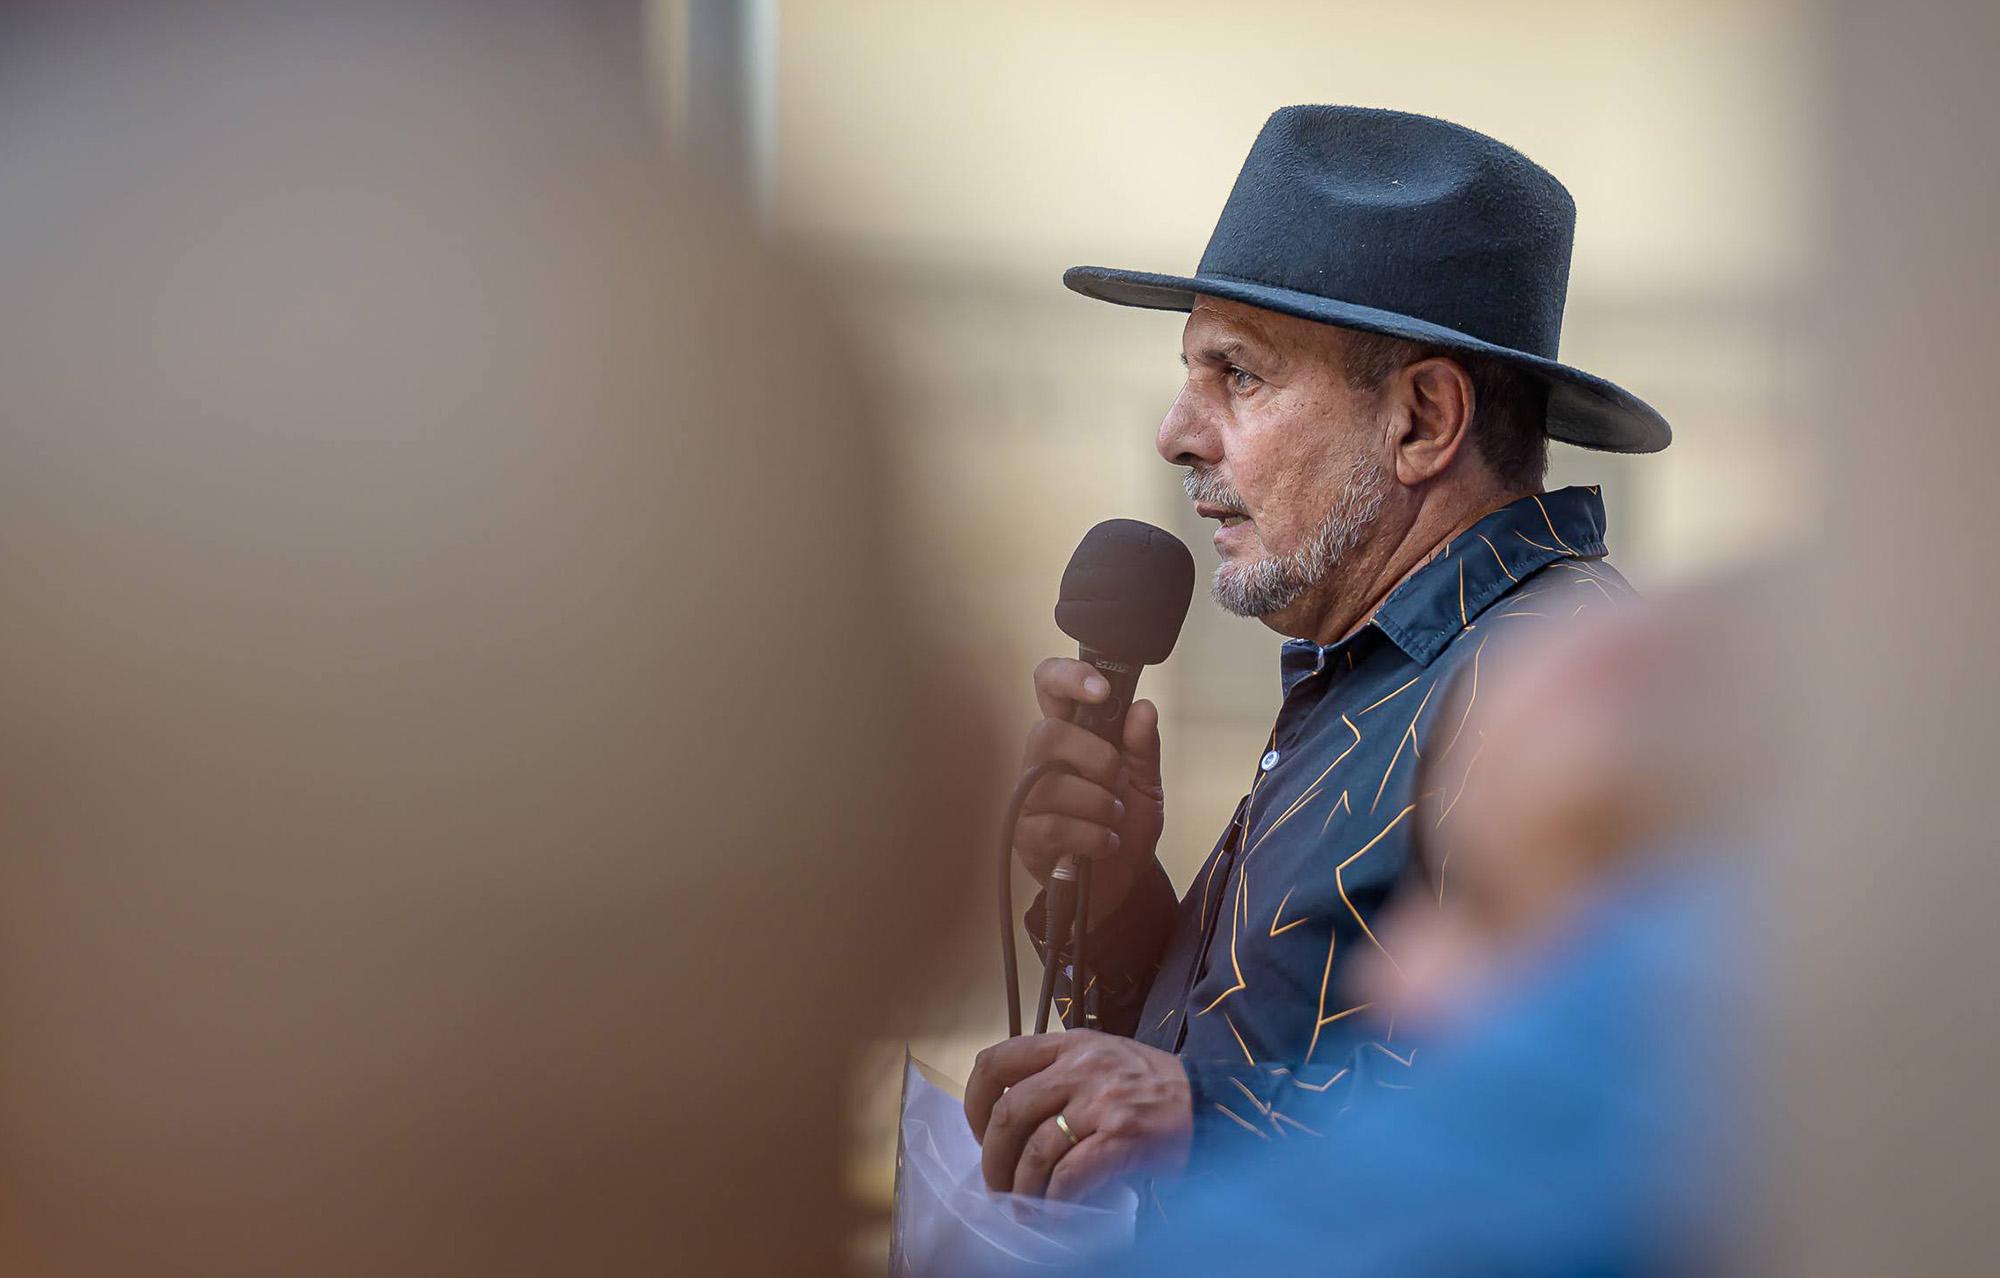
[1120,699,1163,793]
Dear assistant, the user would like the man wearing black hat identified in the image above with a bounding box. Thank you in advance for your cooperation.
[964,105,1670,1206]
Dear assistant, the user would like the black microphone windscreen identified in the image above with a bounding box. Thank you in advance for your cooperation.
[1054,519,1197,665]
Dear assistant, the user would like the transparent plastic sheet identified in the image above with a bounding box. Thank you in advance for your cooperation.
[889,1054,1138,1276]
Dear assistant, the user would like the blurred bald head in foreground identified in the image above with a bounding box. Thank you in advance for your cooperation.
[0,4,969,1273]
[1365,569,1791,1026]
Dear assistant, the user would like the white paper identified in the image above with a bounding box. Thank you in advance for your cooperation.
[889,1055,1138,1276]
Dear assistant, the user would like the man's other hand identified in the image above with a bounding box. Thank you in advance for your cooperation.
[964,1030,1192,1202]
[1014,657,1165,921]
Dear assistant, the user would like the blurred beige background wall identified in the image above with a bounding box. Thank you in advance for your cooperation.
[651,0,1823,1216]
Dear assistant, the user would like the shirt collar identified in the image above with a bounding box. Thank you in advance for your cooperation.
[1280,485,1609,684]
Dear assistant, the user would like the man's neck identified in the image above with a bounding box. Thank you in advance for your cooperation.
[1292,486,1536,647]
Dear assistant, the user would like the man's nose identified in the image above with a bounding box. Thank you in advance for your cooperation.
[1157,385,1221,467]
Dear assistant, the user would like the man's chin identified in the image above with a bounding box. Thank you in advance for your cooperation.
[1213,565,1294,619]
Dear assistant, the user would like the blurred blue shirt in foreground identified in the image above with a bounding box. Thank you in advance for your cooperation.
[1112,862,1748,1276]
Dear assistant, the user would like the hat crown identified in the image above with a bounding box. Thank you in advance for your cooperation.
[1197,106,1576,359]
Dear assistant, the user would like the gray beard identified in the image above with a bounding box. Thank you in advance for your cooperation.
[1186,453,1391,619]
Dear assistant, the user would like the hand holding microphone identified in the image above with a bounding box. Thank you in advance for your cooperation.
[1000,520,1194,1037]
[1013,659,1165,922]
[1014,519,1192,924]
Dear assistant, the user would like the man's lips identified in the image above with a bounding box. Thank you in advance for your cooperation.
[1194,501,1251,528]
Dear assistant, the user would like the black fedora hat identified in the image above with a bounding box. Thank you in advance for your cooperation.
[1066,106,1671,454]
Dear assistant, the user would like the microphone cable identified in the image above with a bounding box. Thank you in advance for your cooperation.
[999,761,1093,1038]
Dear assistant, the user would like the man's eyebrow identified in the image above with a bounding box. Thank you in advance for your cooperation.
[1181,338,1252,368]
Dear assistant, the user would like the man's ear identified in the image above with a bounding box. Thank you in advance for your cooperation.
[1388,357,1476,486]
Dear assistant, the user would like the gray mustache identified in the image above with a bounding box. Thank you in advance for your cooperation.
[1182,467,1246,514]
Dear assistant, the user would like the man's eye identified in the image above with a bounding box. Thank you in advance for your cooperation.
[1226,365,1259,392]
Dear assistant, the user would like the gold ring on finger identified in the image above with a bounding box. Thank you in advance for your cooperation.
[1054,1112,1081,1148]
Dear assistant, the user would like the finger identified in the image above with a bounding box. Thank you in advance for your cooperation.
[1119,698,1164,794]
[1022,718,1122,789]
[1032,657,1111,721]
[1046,1134,1132,1204]
[1012,1115,1082,1199]
[979,1068,1070,1193]
[1022,773,1125,827]
[964,1034,1065,1142]
[1014,813,1120,869]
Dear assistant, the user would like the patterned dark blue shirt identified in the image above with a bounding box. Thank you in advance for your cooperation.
[1034,485,1633,1163]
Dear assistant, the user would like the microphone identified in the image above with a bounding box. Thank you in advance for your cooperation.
[1055,519,1197,756]
[1017,519,1194,1035]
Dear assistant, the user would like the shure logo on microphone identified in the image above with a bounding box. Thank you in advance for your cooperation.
[1095,660,1137,675]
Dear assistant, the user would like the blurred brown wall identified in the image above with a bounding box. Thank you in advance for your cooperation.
[0,5,973,1273]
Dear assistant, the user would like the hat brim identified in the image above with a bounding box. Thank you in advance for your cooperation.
[1064,266,1671,454]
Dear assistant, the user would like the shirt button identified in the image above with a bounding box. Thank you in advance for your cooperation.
[1260,750,1281,772]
